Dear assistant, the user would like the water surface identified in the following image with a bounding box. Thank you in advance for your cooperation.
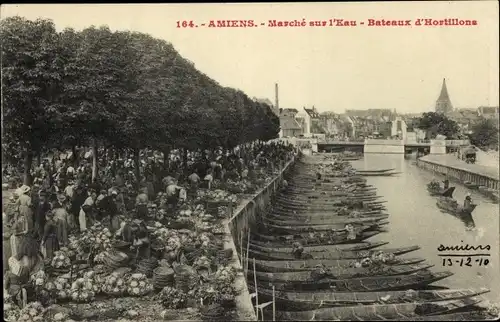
[350,154,499,305]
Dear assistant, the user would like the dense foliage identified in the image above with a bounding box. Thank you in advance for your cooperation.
[416,112,460,139]
[468,119,499,150]
[1,17,280,183]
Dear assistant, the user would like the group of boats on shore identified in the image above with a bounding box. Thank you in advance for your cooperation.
[244,153,495,321]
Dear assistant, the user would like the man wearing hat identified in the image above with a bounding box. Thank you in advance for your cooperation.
[100,190,120,232]
[135,188,149,220]
[33,191,51,241]
[464,193,473,209]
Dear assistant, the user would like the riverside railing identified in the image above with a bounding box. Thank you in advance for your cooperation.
[222,156,295,321]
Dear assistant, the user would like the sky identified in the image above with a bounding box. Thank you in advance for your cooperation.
[1,2,499,114]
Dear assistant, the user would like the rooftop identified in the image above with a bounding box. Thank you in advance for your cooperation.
[304,107,320,118]
[280,116,302,130]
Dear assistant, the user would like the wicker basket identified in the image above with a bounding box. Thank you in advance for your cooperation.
[103,250,129,269]
[199,303,226,321]
[174,265,199,292]
[152,267,175,289]
[137,258,158,277]
[113,241,131,252]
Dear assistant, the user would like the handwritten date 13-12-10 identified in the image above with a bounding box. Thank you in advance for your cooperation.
[442,257,489,267]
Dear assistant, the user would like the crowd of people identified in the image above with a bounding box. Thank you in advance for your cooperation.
[2,141,296,307]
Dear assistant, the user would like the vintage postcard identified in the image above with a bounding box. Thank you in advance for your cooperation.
[1,2,499,321]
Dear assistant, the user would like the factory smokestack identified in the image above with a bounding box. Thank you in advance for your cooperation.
[275,83,279,111]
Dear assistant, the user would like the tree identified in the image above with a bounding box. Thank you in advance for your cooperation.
[1,17,66,184]
[2,17,288,184]
[469,119,499,149]
[416,112,460,139]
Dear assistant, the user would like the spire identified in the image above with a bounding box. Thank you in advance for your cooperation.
[438,78,450,101]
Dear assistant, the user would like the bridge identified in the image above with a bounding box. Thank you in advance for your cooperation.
[315,139,471,154]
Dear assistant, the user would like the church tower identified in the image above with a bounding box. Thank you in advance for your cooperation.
[435,78,453,115]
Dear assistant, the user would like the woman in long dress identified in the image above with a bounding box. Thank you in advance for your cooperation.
[79,189,96,232]
[10,216,26,259]
[53,203,69,247]
[17,185,33,232]
[41,212,59,261]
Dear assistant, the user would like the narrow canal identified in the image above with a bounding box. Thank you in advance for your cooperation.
[350,154,500,305]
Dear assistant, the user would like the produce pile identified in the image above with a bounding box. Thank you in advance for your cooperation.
[4,162,285,319]
[16,302,46,322]
[224,179,255,194]
[126,273,154,296]
[427,181,440,190]
[101,272,127,296]
[156,266,238,309]
[353,251,397,268]
[70,224,113,255]
[197,189,238,204]
[4,290,22,321]
[50,251,72,269]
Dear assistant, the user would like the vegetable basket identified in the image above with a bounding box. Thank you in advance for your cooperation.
[152,266,175,289]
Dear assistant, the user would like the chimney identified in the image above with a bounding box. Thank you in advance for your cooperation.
[275,83,279,110]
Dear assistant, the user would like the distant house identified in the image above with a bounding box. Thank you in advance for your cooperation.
[448,108,482,133]
[302,106,323,137]
[279,108,303,137]
[478,106,499,119]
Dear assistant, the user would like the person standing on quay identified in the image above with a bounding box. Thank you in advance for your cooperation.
[41,212,59,261]
[53,196,70,247]
[17,185,33,233]
[79,189,96,232]
[33,191,51,241]
[135,187,149,220]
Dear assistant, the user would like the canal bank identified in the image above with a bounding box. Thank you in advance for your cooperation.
[416,154,499,190]
[225,157,295,321]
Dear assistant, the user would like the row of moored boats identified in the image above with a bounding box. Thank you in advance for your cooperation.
[244,154,496,321]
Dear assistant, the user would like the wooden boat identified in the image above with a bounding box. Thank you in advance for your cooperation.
[247,245,419,261]
[274,196,382,206]
[251,228,387,244]
[284,191,378,199]
[285,185,371,193]
[427,186,455,197]
[251,287,490,311]
[270,297,481,321]
[249,241,389,254]
[254,270,454,292]
[284,187,377,194]
[251,230,384,247]
[275,195,382,204]
[265,212,389,224]
[398,311,499,321]
[252,263,434,283]
[464,181,479,189]
[261,214,389,226]
[262,220,389,235]
[358,171,401,177]
[356,168,395,173]
[272,203,387,213]
[252,257,426,273]
[436,197,477,216]
[269,208,385,217]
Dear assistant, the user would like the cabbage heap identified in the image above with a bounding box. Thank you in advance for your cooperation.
[16,302,45,322]
[126,273,154,296]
